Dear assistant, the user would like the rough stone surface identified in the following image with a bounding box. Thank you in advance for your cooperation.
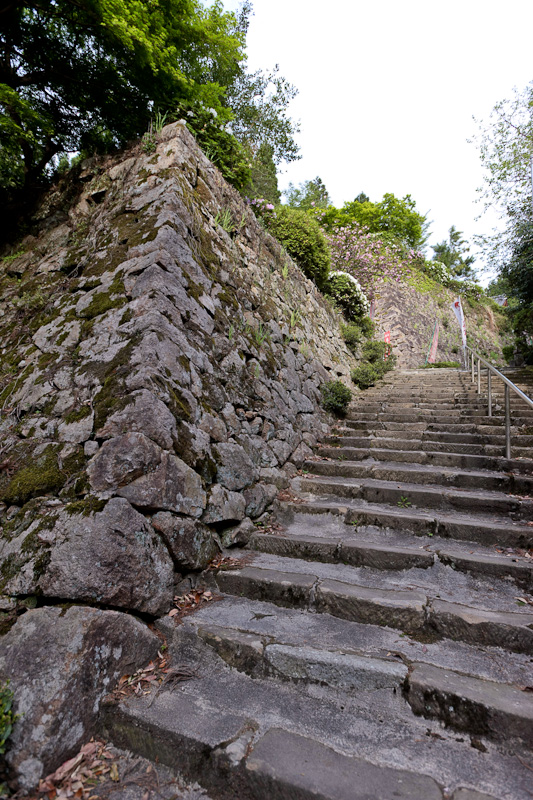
[0,498,173,614]
[152,512,219,569]
[202,484,246,524]
[97,389,178,451]
[0,606,159,791]
[0,121,353,612]
[118,452,206,516]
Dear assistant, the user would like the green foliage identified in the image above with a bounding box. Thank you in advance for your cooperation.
[0,680,17,755]
[351,340,396,389]
[324,271,369,321]
[321,380,352,416]
[431,226,476,280]
[0,2,299,200]
[317,192,427,250]
[341,322,364,354]
[351,363,379,389]
[1,1,247,192]
[244,143,281,204]
[225,62,300,167]
[422,361,461,369]
[267,206,330,288]
[502,345,514,363]
[285,176,330,210]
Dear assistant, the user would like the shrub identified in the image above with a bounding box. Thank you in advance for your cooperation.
[351,363,379,389]
[267,206,330,289]
[321,380,352,416]
[0,681,16,756]
[325,271,370,320]
[341,322,363,353]
[422,361,461,369]
[362,340,394,368]
[502,345,514,363]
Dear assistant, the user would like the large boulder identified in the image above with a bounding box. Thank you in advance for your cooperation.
[0,498,174,615]
[0,605,160,791]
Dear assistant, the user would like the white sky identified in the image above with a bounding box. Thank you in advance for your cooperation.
[222,0,533,282]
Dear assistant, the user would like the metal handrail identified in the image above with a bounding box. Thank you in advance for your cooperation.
[465,345,533,459]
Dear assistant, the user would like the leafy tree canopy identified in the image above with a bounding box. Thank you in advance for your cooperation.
[431,225,477,281]
[1,0,246,190]
[0,0,300,201]
[316,192,428,250]
[243,142,280,205]
[285,176,330,210]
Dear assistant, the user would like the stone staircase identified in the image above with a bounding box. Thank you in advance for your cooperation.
[102,368,533,800]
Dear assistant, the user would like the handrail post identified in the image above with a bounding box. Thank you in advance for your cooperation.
[471,352,474,383]
[487,371,492,417]
[505,384,511,459]
[477,359,481,394]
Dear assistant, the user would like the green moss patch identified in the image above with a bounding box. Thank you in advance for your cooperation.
[0,444,86,506]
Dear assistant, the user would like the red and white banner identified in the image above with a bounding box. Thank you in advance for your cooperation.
[384,330,391,359]
[427,321,439,363]
[452,298,467,349]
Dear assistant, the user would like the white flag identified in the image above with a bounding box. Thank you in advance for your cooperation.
[452,297,467,350]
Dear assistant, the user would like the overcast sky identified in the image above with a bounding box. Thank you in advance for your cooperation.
[222,0,533,282]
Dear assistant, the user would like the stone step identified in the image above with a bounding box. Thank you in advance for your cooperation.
[196,624,533,748]
[331,429,533,447]
[325,433,533,458]
[101,595,533,800]
[216,553,533,654]
[317,445,533,474]
[343,420,527,435]
[347,412,533,426]
[278,496,533,549]
[304,458,533,495]
[249,519,533,590]
[294,474,533,519]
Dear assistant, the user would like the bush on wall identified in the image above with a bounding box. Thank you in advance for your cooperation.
[324,271,370,321]
[266,205,331,289]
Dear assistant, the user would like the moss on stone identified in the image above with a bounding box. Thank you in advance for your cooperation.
[65,496,106,516]
[80,289,126,321]
[63,405,92,424]
[0,444,85,506]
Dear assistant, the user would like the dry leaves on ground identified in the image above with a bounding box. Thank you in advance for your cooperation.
[35,739,118,800]
[277,490,305,504]
[167,588,218,621]
[207,553,255,571]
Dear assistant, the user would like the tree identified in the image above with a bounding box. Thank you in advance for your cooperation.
[474,82,533,219]
[474,84,533,355]
[0,0,300,204]
[243,142,280,204]
[317,192,428,250]
[285,176,330,210]
[431,226,477,280]
[0,0,246,193]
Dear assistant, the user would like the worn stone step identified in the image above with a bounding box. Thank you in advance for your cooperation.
[279,496,533,549]
[102,681,493,800]
[317,445,533,474]
[197,624,533,748]
[168,593,533,694]
[304,458,533,495]
[336,429,533,447]
[346,411,533,426]
[216,554,533,654]
[406,663,533,747]
[325,434,533,458]
[249,520,533,590]
[343,420,525,435]
[294,474,533,519]
[101,597,533,800]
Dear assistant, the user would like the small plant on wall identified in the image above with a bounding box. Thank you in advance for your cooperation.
[321,380,352,416]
